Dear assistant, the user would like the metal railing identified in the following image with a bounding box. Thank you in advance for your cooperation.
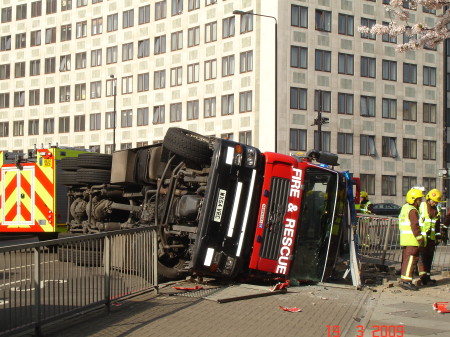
[356,215,450,272]
[0,227,158,336]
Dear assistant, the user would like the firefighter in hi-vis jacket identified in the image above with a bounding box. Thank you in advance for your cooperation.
[398,188,424,291]
[418,189,442,285]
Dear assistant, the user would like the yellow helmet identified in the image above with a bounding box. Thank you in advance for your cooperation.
[406,188,424,204]
[426,189,442,202]
[360,191,368,198]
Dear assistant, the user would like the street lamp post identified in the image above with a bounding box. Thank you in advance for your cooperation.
[311,90,329,151]
[110,75,117,152]
[233,10,278,152]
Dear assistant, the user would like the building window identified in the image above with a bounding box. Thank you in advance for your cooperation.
[14,91,25,107]
[403,63,417,83]
[45,57,56,73]
[153,105,165,124]
[189,0,200,11]
[77,0,88,8]
[105,144,115,154]
[403,138,417,159]
[0,64,10,80]
[139,5,150,24]
[338,13,354,36]
[92,17,103,35]
[402,177,418,196]
[423,177,437,192]
[121,109,133,128]
[136,142,148,148]
[204,59,217,80]
[291,5,308,28]
[223,17,235,38]
[361,96,376,117]
[1,7,12,23]
[382,98,397,119]
[382,137,397,157]
[338,93,353,115]
[187,27,200,47]
[403,101,417,121]
[138,39,150,58]
[123,9,134,28]
[137,107,149,126]
[106,46,118,64]
[14,62,25,78]
[361,18,376,39]
[90,81,101,99]
[337,133,353,154]
[289,129,307,151]
[360,134,376,156]
[360,174,375,195]
[121,76,133,94]
[204,97,216,118]
[90,113,101,131]
[187,100,199,120]
[120,143,132,150]
[59,55,71,72]
[314,90,331,112]
[221,94,234,116]
[423,66,436,86]
[290,87,307,110]
[221,133,234,141]
[30,60,40,76]
[154,35,166,54]
[239,131,252,145]
[16,4,27,20]
[122,42,134,61]
[382,60,397,81]
[76,21,87,39]
[43,118,54,134]
[59,116,70,133]
[44,88,55,104]
[45,27,56,44]
[105,111,115,129]
[0,35,11,51]
[170,103,182,122]
[205,0,217,6]
[315,49,331,72]
[75,83,86,100]
[107,13,118,32]
[61,24,72,42]
[154,70,166,89]
[28,119,39,136]
[205,21,217,43]
[187,63,199,84]
[13,121,24,136]
[361,56,376,78]
[240,51,253,73]
[423,103,436,123]
[382,21,397,43]
[313,131,331,152]
[239,12,253,33]
[74,115,85,132]
[222,55,235,77]
[31,30,41,46]
[0,93,9,108]
[155,1,167,20]
[91,49,102,67]
[138,73,149,92]
[15,33,26,49]
[75,52,86,69]
[291,46,308,69]
[239,91,252,113]
[171,31,183,51]
[423,140,436,160]
[170,67,182,86]
[382,176,396,196]
[61,0,71,11]
[29,89,40,106]
[338,53,354,75]
[315,9,331,32]
[106,78,115,97]
[171,0,183,16]
[59,85,70,102]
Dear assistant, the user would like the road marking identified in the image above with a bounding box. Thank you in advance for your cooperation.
[0,299,9,305]
[0,259,58,273]
[0,278,31,289]
[11,279,67,292]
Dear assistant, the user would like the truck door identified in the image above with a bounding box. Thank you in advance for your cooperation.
[1,166,35,226]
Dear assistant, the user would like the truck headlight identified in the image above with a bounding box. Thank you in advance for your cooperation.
[246,147,257,167]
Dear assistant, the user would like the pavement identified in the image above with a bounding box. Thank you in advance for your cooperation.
[22,274,450,337]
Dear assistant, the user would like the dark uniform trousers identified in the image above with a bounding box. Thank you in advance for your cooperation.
[418,239,436,277]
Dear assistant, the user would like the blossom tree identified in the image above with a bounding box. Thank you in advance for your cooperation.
[358,0,450,52]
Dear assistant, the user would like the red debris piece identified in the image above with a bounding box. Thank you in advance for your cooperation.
[270,280,290,292]
[279,306,302,312]
[433,302,450,313]
[172,285,204,291]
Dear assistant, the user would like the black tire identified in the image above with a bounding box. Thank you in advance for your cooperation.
[163,127,213,166]
[60,157,79,171]
[59,171,79,186]
[77,168,111,184]
[78,153,113,169]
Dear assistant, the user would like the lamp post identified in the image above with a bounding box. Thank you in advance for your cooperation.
[312,90,329,151]
[110,75,117,152]
[233,9,278,152]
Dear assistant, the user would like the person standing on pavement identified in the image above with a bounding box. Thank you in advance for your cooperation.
[398,188,424,291]
[359,191,373,214]
[418,189,442,285]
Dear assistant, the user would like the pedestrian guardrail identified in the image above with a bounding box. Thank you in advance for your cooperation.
[356,215,450,272]
[0,227,158,336]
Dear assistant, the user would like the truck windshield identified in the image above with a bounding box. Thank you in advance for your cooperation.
[289,167,338,282]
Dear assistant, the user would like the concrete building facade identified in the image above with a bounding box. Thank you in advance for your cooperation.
[0,0,444,205]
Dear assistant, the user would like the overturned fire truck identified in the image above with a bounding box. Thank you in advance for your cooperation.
[1,128,359,283]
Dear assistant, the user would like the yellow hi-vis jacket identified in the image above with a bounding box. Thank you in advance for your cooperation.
[399,204,422,246]
[419,202,440,243]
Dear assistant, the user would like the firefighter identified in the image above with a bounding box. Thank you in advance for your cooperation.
[359,191,373,214]
[398,188,424,291]
[418,189,442,285]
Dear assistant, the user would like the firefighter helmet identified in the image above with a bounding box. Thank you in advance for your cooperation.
[360,191,368,198]
[406,188,424,204]
[426,189,442,202]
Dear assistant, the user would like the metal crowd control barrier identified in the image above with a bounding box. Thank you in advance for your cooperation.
[0,227,158,336]
[356,215,450,272]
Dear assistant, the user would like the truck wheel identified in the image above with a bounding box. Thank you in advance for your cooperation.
[59,171,79,186]
[77,168,111,184]
[163,127,213,166]
[78,153,113,169]
[60,157,79,171]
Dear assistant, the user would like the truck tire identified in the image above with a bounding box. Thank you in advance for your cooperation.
[77,168,111,184]
[163,127,213,166]
[60,157,79,171]
[78,153,113,169]
[59,171,79,186]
